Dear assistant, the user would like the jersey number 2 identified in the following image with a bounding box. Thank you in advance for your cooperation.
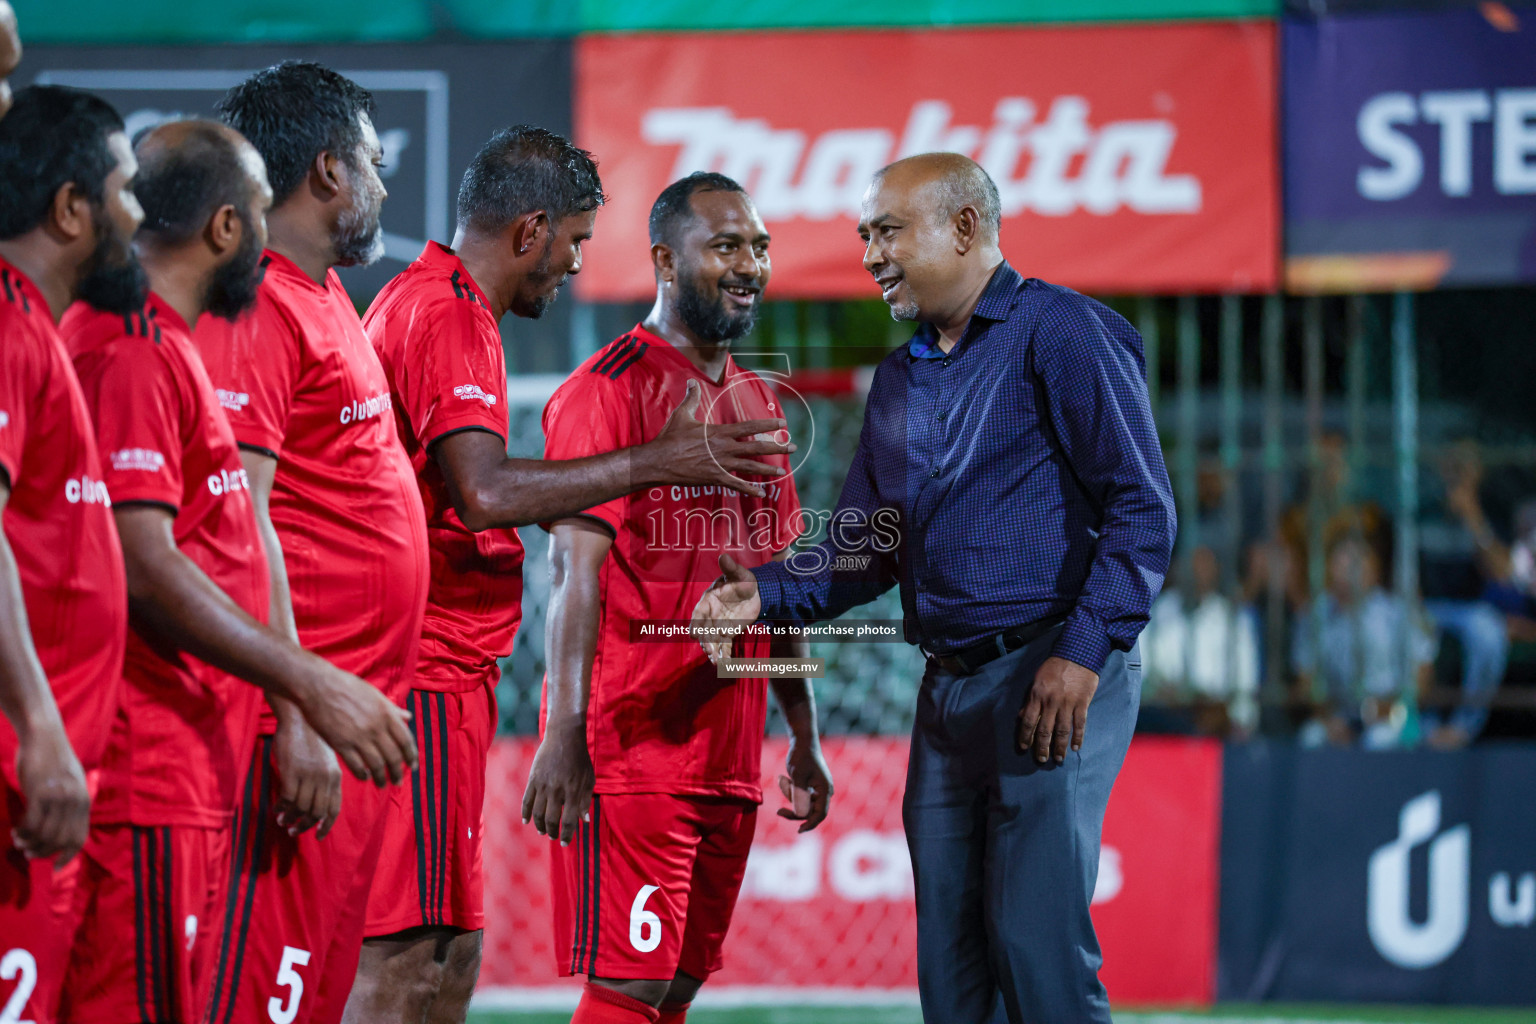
[629,885,662,953]
[0,949,37,1024]
[267,946,312,1024]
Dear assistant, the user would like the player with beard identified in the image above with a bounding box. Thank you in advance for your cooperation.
[190,62,428,1024]
[60,119,418,1024]
[0,2,19,121]
[532,173,832,1024]
[0,84,140,1024]
[350,131,796,1024]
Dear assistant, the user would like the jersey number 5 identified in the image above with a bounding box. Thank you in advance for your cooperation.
[267,946,312,1024]
[629,885,662,953]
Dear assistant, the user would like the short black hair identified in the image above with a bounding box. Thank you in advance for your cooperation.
[648,172,746,248]
[134,121,258,246]
[216,61,374,205]
[456,125,604,235]
[0,85,124,240]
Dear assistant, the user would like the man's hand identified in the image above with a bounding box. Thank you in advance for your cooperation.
[297,666,417,786]
[1017,656,1099,764]
[521,721,593,847]
[271,714,342,839]
[647,379,795,499]
[12,721,89,864]
[777,739,832,833]
[692,554,761,664]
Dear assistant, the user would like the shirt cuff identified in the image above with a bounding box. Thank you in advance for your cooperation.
[1052,610,1114,674]
[751,561,788,621]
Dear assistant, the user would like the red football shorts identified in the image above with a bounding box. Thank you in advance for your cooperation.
[551,793,757,981]
[0,782,85,1024]
[366,684,494,936]
[60,824,230,1023]
[202,736,391,1024]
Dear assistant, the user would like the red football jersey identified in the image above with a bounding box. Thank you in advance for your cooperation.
[64,292,270,827]
[193,251,429,711]
[364,243,523,693]
[541,324,802,802]
[0,257,126,782]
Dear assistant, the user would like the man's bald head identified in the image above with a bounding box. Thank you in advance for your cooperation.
[871,153,1002,245]
[858,152,1005,327]
[0,1,21,122]
[134,119,271,247]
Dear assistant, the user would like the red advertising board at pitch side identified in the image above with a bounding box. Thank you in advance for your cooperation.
[575,26,1278,300]
[478,735,1221,1004]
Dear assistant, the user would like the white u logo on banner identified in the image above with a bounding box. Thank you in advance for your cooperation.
[1367,790,1470,969]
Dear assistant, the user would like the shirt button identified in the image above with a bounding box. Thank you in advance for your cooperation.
[936,412,945,421]
[930,468,940,477]
[942,358,951,367]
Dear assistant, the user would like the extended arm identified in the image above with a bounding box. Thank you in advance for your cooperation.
[521,518,613,845]
[113,502,416,785]
[0,481,89,863]
[767,552,832,832]
[438,379,792,531]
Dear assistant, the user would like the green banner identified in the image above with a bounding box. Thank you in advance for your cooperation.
[16,0,1273,44]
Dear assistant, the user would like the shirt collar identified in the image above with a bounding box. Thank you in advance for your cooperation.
[144,290,190,336]
[419,242,493,309]
[905,261,1023,360]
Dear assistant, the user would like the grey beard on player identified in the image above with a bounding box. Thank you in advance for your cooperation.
[333,166,386,268]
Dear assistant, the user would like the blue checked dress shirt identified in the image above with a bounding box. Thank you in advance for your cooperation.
[752,262,1176,672]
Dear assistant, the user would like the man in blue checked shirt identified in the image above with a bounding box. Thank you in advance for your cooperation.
[694,152,1175,1024]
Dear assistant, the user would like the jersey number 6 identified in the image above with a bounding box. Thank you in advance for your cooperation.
[629,885,662,953]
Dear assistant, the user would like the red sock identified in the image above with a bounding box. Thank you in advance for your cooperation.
[571,983,661,1024]
[657,1001,690,1023]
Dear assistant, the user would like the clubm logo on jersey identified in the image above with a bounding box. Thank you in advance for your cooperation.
[576,24,1278,301]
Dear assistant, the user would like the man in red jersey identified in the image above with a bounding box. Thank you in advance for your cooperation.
[190,62,429,1024]
[61,119,419,1024]
[351,129,796,1022]
[529,173,833,1024]
[0,84,142,1024]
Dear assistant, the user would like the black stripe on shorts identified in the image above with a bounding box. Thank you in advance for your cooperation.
[210,737,273,1024]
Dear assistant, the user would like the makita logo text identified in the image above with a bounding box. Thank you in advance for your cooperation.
[65,474,110,506]
[340,391,392,425]
[207,467,250,497]
[453,384,497,407]
[642,98,1202,220]
[111,447,165,474]
[216,389,249,413]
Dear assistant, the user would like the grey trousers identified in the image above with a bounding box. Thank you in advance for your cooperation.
[903,628,1141,1024]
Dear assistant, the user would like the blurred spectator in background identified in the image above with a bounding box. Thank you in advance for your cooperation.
[1498,500,1536,639]
[1142,544,1259,737]
[1419,440,1510,748]
[0,1,20,120]
[1292,536,1435,749]
[1282,431,1392,609]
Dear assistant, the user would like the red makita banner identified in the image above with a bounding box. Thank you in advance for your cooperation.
[574,26,1278,300]
[479,735,1221,1004]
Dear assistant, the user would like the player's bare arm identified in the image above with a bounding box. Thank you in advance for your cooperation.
[0,480,90,863]
[242,449,345,837]
[112,502,417,783]
[434,380,792,532]
[767,552,832,833]
[521,517,611,846]
[693,552,762,664]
